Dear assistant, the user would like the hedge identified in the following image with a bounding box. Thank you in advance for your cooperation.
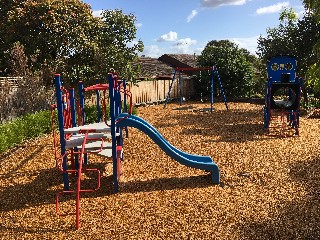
[0,110,52,154]
[0,104,137,155]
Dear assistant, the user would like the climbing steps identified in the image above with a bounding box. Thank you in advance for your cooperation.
[52,73,129,229]
[266,110,299,136]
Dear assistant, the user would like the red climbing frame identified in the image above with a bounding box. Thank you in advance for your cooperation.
[52,73,133,229]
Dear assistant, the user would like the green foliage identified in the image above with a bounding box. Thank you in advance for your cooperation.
[0,2,144,85]
[0,0,99,82]
[306,63,320,92]
[303,0,320,91]
[257,8,319,78]
[84,104,137,124]
[0,104,137,154]
[93,9,144,83]
[303,0,320,20]
[257,8,298,62]
[301,96,320,109]
[0,110,52,154]
[197,40,259,98]
[84,105,104,124]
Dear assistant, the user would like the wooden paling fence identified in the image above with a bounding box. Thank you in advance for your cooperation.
[0,76,195,105]
[127,78,195,104]
[87,78,196,105]
[0,77,23,88]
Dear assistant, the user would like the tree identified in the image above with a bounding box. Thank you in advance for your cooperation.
[0,0,100,83]
[257,7,320,103]
[257,8,298,62]
[257,8,319,77]
[0,41,54,122]
[0,2,144,85]
[0,2,145,85]
[303,0,320,19]
[303,0,320,93]
[93,9,144,82]
[0,0,25,75]
[197,40,257,98]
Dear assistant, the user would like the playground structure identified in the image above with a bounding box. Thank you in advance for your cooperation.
[164,66,228,112]
[264,56,303,136]
[52,72,220,229]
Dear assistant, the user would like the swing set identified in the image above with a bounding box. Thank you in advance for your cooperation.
[163,66,228,112]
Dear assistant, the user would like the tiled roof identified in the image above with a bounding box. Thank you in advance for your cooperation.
[138,57,173,80]
[138,54,199,80]
[159,54,198,68]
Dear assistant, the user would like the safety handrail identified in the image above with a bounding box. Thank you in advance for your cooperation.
[55,129,102,229]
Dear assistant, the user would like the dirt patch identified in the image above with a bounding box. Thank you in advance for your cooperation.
[1,102,320,239]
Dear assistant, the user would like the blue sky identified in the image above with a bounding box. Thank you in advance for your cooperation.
[83,0,305,57]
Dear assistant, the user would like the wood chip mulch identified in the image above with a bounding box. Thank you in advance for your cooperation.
[1,102,320,239]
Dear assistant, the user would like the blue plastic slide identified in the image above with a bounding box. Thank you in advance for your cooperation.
[116,113,220,184]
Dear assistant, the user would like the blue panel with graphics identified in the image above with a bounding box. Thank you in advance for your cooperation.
[267,56,297,83]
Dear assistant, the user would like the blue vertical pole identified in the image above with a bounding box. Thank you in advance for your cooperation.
[123,79,127,113]
[78,82,85,125]
[117,81,124,160]
[123,79,129,138]
[78,81,88,164]
[117,81,122,116]
[264,80,271,129]
[108,73,118,193]
[215,66,228,110]
[54,74,69,191]
[179,71,183,107]
[96,79,101,122]
[69,88,77,127]
[210,67,214,113]
[69,88,79,170]
[164,69,177,108]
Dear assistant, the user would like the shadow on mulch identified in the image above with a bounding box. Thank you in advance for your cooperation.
[0,154,215,212]
[0,145,45,173]
[237,157,320,239]
[0,225,67,234]
[154,108,266,142]
[120,174,214,193]
[0,162,115,212]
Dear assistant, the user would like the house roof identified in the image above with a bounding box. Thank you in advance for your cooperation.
[138,57,173,80]
[158,54,198,69]
[138,54,199,80]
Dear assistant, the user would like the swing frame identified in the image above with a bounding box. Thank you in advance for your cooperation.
[163,66,228,112]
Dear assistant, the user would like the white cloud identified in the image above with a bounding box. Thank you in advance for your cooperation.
[136,23,143,28]
[176,38,197,46]
[141,45,164,58]
[92,10,103,17]
[173,38,198,54]
[256,2,289,15]
[187,10,198,22]
[201,0,247,8]
[229,36,259,55]
[156,31,178,42]
[195,47,205,55]
[141,37,202,57]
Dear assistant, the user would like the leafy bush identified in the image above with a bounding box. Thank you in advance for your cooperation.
[0,110,52,154]
[0,42,55,124]
[84,104,137,124]
[0,103,138,154]
[301,97,320,109]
